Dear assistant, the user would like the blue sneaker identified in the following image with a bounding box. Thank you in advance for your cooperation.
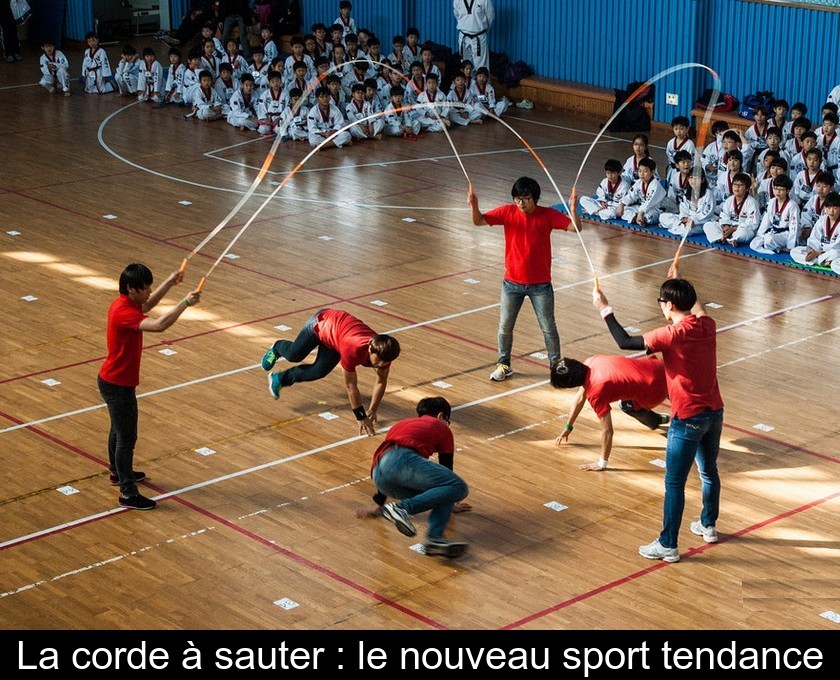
[261,346,278,371]
[268,373,282,399]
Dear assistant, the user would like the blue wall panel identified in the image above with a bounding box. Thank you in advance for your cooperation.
[65,0,92,41]
[170,0,190,27]
[301,0,409,44]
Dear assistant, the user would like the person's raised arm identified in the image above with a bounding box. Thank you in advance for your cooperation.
[468,190,488,225]
[143,270,182,312]
[592,285,646,350]
[138,288,201,333]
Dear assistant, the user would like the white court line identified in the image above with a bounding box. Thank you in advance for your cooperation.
[718,325,840,368]
[503,112,668,151]
[3,288,836,550]
[96,103,623,210]
[0,83,39,91]
[203,139,623,176]
[0,251,708,437]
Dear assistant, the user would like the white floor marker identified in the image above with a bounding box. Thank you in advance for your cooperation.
[274,324,291,331]
[820,611,840,624]
[194,447,216,456]
[41,378,61,386]
[56,486,79,496]
[178,200,193,205]
[463,278,480,284]
[544,501,568,512]
[706,302,723,309]
[158,348,177,356]
[273,597,299,610]
[432,381,453,389]
[318,235,333,240]
[370,300,388,306]
[650,459,667,468]
[21,295,38,302]
[530,352,548,360]
[6,230,20,235]
[401,217,417,222]
[319,412,339,420]
[103,214,117,220]
[753,423,775,432]
[624,325,641,333]
[409,543,427,554]
[223,253,239,259]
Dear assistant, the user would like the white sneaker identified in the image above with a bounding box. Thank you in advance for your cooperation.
[489,363,513,382]
[516,99,534,110]
[690,521,719,543]
[639,538,680,562]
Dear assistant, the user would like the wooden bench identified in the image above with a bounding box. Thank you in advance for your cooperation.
[494,76,633,120]
[690,107,750,139]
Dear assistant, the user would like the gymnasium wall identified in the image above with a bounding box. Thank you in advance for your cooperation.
[59,0,840,122]
[299,0,840,123]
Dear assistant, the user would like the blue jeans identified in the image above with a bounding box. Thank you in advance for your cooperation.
[498,279,561,366]
[659,408,723,549]
[273,312,341,387]
[97,376,139,496]
[373,447,469,539]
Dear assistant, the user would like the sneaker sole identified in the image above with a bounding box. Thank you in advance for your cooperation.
[426,543,468,558]
[109,475,147,487]
[382,507,416,536]
[639,548,680,563]
[268,374,280,399]
[690,526,719,543]
[119,502,156,510]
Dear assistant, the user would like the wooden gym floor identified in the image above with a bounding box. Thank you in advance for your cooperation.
[0,42,838,631]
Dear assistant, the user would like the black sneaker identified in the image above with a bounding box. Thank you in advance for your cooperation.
[424,538,468,558]
[118,493,156,510]
[109,470,146,486]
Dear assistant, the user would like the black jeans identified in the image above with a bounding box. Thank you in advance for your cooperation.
[98,376,139,496]
[0,1,21,58]
[273,312,341,387]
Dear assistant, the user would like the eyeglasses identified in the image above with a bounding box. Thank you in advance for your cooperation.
[513,195,534,203]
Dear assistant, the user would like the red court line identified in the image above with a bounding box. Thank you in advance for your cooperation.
[501,489,840,629]
[0,426,447,629]
[0,409,104,467]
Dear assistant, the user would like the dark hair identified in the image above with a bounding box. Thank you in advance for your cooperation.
[389,85,404,97]
[261,24,273,33]
[85,31,98,40]
[806,147,823,160]
[406,27,420,37]
[732,172,752,187]
[727,149,743,163]
[711,120,728,134]
[363,78,378,88]
[511,176,541,202]
[416,396,451,420]
[303,33,316,43]
[773,174,793,190]
[824,191,840,207]
[774,99,789,110]
[340,0,352,9]
[267,70,283,81]
[766,126,782,138]
[763,149,780,162]
[312,22,327,32]
[792,102,808,114]
[816,171,835,186]
[119,263,153,295]
[122,44,137,55]
[453,71,466,81]
[802,130,818,142]
[289,87,303,98]
[424,72,439,82]
[420,43,433,53]
[351,82,365,93]
[638,157,657,172]
[345,33,358,44]
[686,171,708,199]
[792,117,811,130]
[168,47,182,58]
[325,74,341,84]
[240,73,254,84]
[315,85,330,98]
[368,36,381,47]
[476,66,489,77]
[293,59,307,70]
[671,115,690,128]
[769,157,788,170]
[199,69,213,80]
[369,335,401,362]
[673,149,692,164]
[461,59,474,68]
[722,130,741,142]
[753,105,769,117]
[392,34,405,44]
[823,102,839,115]
[142,47,155,58]
[605,158,623,173]
[549,358,589,389]
[251,45,264,55]
[823,111,839,125]
[659,278,697,312]
[357,27,371,37]
[290,35,304,47]
[219,62,233,72]
[314,56,330,67]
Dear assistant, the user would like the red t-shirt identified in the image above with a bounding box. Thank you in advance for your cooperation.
[98,295,148,387]
[643,315,724,419]
[483,204,571,284]
[583,354,667,419]
[315,309,384,372]
[371,415,454,471]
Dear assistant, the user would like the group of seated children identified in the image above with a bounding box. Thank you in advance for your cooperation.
[40,17,510,149]
[579,105,840,270]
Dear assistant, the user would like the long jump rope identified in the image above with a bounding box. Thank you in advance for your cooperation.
[174,60,720,293]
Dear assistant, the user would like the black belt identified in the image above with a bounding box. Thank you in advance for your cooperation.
[461,29,488,38]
